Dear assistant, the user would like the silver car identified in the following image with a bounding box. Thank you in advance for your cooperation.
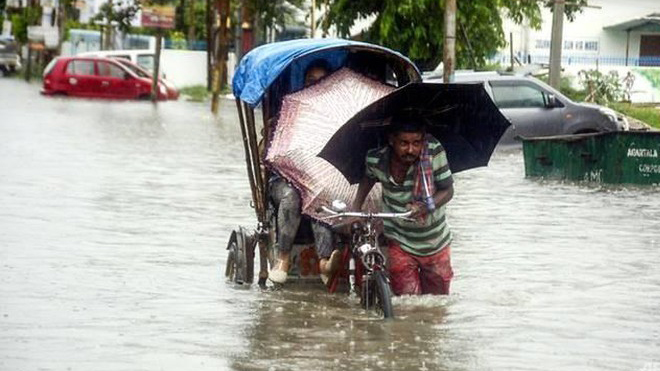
[0,36,21,76]
[426,73,629,145]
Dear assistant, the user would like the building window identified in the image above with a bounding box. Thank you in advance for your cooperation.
[585,41,599,51]
[564,40,574,50]
[575,41,584,51]
[535,39,551,49]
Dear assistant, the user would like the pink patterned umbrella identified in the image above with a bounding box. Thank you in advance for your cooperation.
[265,68,394,224]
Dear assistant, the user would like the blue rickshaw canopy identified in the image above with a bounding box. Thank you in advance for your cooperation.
[231,38,420,108]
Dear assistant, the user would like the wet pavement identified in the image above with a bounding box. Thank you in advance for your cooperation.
[1,78,659,371]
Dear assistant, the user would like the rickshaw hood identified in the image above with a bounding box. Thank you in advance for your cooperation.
[232,38,420,108]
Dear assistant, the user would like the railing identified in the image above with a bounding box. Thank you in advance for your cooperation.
[163,39,208,51]
[492,53,660,67]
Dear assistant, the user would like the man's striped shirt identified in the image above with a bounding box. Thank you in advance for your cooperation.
[365,136,453,256]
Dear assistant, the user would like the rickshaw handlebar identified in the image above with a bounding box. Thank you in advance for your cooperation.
[319,206,413,220]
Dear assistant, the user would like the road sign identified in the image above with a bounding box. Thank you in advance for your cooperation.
[141,5,175,29]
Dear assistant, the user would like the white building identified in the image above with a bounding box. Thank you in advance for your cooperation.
[501,0,660,66]
[499,0,660,102]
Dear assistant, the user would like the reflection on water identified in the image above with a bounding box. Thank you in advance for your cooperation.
[1,79,659,371]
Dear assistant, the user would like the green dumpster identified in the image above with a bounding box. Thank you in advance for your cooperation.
[522,131,660,186]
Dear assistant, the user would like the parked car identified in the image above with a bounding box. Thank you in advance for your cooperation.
[77,49,156,74]
[112,57,179,100]
[41,56,169,100]
[0,36,21,76]
[425,72,629,144]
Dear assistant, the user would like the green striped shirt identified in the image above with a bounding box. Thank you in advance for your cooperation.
[365,136,453,256]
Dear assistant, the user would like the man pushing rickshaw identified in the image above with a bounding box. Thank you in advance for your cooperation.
[226,38,510,317]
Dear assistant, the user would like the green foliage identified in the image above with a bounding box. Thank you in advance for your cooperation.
[251,0,306,31]
[322,0,586,70]
[169,30,187,48]
[10,6,41,44]
[544,0,588,21]
[578,69,624,104]
[179,84,209,101]
[92,0,141,34]
[608,102,660,129]
[186,0,208,40]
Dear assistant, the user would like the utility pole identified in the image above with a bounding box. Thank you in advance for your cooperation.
[310,0,315,38]
[57,0,67,55]
[206,0,212,89]
[549,0,565,89]
[151,28,163,102]
[443,0,456,83]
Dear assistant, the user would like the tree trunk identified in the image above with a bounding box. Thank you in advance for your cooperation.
[210,0,229,113]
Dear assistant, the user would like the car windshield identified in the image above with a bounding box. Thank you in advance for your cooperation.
[490,84,546,109]
[116,60,149,78]
[136,55,155,73]
[43,58,58,76]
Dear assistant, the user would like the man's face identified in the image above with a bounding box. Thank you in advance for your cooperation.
[389,131,424,165]
[304,67,328,87]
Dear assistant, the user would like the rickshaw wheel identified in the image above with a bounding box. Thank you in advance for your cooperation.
[360,270,394,319]
[225,227,255,284]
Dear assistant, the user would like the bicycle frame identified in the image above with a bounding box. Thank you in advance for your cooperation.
[321,206,411,317]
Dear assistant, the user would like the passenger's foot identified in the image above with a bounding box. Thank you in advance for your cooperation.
[269,253,290,284]
[319,250,341,285]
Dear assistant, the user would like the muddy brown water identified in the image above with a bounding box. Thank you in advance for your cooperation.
[1,79,659,371]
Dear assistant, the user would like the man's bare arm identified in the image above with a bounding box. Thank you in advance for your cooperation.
[352,176,376,211]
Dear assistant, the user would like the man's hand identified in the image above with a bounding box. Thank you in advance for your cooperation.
[406,201,428,220]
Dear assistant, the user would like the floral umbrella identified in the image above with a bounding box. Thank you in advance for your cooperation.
[265,68,394,224]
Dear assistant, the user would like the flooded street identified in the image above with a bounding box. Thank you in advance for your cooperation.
[1,78,659,371]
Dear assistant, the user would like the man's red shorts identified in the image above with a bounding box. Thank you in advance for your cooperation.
[387,241,453,296]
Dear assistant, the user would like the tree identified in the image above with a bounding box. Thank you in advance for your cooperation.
[248,0,306,42]
[92,0,141,34]
[322,0,586,70]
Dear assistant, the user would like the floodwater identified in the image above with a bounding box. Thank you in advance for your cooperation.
[1,78,659,371]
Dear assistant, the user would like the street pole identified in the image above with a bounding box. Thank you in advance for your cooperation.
[206,0,212,90]
[443,0,456,83]
[549,0,564,89]
[57,0,67,55]
[311,0,315,38]
[151,29,162,102]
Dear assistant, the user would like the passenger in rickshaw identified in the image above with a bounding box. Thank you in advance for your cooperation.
[268,60,342,285]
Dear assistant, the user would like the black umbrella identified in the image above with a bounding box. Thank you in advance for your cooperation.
[318,82,512,184]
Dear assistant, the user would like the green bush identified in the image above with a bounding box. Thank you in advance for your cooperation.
[179,85,209,102]
[578,69,624,104]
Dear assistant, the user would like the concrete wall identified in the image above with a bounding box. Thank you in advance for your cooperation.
[160,50,236,89]
[159,50,207,88]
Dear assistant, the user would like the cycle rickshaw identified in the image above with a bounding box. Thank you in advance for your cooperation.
[225,38,422,317]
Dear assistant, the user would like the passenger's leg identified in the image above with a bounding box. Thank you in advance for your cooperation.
[387,241,422,295]
[311,222,333,259]
[269,179,302,283]
[312,222,339,285]
[419,246,453,295]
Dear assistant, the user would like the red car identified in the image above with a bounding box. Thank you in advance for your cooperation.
[41,56,169,100]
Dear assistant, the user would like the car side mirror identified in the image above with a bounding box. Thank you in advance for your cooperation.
[124,73,131,80]
[546,94,558,108]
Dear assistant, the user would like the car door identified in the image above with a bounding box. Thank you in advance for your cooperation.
[63,59,96,97]
[96,60,138,99]
[489,80,563,142]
